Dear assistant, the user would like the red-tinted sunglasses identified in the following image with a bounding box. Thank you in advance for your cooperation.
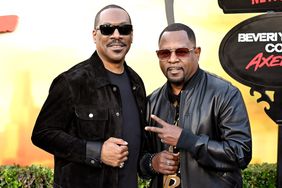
[156,47,195,60]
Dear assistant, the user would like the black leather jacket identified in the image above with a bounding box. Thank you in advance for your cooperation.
[32,51,147,188]
[140,69,252,188]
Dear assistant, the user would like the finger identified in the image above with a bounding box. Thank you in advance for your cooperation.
[172,152,180,160]
[159,154,173,164]
[165,159,180,167]
[162,159,179,167]
[159,163,179,175]
[162,168,179,175]
[117,156,128,166]
[119,145,128,151]
[121,156,128,163]
[108,137,128,145]
[159,152,179,166]
[162,150,179,157]
[144,126,163,134]
[120,149,129,158]
[163,153,177,161]
[165,151,179,159]
[164,159,179,170]
[150,114,168,127]
[159,150,178,159]
[173,152,180,157]
[117,146,129,159]
[116,151,129,162]
[159,151,172,159]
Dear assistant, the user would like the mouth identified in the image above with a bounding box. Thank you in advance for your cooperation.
[107,42,126,50]
[167,67,183,74]
[108,43,125,47]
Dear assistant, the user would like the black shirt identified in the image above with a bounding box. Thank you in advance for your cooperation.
[107,70,141,188]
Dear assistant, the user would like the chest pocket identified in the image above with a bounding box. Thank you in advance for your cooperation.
[75,105,108,140]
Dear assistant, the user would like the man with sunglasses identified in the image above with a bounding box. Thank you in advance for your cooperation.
[139,23,252,187]
[32,4,146,188]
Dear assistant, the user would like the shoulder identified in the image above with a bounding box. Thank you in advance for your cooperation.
[64,59,92,79]
[204,71,239,93]
[148,84,167,101]
[50,59,92,89]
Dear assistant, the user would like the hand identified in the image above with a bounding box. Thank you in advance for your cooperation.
[145,114,182,146]
[152,150,180,175]
[100,137,128,168]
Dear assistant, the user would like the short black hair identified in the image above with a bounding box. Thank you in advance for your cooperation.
[94,4,132,28]
[158,23,196,46]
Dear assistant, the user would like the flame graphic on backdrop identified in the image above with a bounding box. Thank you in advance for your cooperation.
[0,71,53,167]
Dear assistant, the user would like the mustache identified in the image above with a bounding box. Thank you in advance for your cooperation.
[107,40,126,47]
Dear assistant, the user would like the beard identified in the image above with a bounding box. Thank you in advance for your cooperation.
[167,77,185,86]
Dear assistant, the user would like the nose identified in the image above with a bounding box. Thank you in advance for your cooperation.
[168,52,180,64]
[111,28,121,39]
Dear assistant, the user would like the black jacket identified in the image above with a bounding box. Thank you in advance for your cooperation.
[32,51,147,188]
[139,69,252,188]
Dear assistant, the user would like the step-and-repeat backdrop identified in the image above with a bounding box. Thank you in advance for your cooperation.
[0,0,278,167]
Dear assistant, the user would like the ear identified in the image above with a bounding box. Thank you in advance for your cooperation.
[194,47,201,54]
[194,47,201,56]
[130,32,133,43]
[92,30,97,43]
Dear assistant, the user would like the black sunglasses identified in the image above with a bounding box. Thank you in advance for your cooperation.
[156,48,195,60]
[96,24,133,35]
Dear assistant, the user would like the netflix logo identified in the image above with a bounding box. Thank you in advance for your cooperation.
[252,0,282,5]
[218,0,282,13]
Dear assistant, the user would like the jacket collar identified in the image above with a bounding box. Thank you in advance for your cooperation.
[89,51,109,88]
[182,67,203,91]
[89,51,142,89]
[166,67,203,98]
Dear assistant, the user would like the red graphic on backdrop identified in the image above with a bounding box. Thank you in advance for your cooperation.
[246,53,282,71]
[219,0,282,13]
[0,15,18,33]
[252,0,282,5]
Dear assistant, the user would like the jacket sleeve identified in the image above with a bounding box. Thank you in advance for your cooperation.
[138,99,160,179]
[31,74,102,167]
[176,87,252,170]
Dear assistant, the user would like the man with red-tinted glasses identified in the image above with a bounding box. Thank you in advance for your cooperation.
[32,4,146,188]
[139,23,252,188]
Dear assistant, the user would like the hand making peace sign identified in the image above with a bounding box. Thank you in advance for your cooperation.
[145,114,183,147]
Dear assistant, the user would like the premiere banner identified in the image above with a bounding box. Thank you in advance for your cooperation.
[219,13,282,90]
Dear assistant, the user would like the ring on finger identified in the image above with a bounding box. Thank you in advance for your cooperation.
[166,160,170,166]
[119,162,124,168]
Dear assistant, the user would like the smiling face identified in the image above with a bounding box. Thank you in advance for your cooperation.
[158,30,200,90]
[93,8,133,67]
